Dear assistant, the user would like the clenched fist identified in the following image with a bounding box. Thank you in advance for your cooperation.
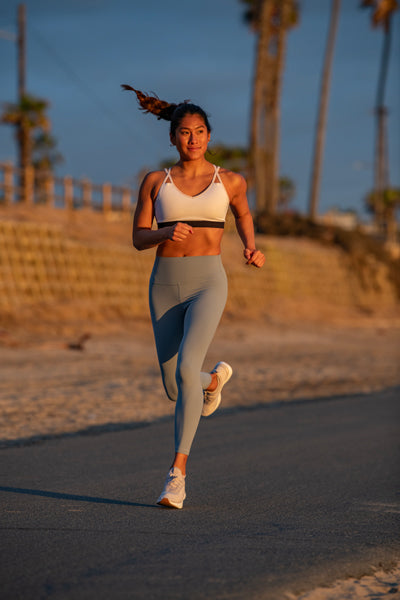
[168,222,194,242]
[244,248,265,268]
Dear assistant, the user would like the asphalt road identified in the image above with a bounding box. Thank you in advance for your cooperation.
[1,388,399,600]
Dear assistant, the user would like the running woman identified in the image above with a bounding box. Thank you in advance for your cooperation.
[122,85,265,508]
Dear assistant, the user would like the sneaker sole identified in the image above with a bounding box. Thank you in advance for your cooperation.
[157,497,184,509]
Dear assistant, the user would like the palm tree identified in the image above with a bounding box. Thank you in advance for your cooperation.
[361,0,399,236]
[308,0,341,221]
[365,186,400,243]
[32,131,63,173]
[241,0,299,216]
[1,93,51,201]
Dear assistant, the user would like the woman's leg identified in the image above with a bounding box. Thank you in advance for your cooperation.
[151,256,228,508]
[174,273,227,456]
[150,278,225,456]
[149,281,184,403]
[150,278,189,480]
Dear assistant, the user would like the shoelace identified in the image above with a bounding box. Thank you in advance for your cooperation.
[167,474,182,489]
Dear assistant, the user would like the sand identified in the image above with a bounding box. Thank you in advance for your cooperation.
[286,563,400,599]
[1,315,399,446]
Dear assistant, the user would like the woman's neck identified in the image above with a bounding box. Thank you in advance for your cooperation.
[174,158,212,177]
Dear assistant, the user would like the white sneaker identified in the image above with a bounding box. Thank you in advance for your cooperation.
[202,361,233,417]
[157,467,186,509]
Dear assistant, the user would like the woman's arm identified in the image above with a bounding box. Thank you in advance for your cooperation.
[226,172,265,268]
[132,172,193,251]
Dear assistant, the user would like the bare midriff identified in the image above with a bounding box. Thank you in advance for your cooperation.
[156,227,224,257]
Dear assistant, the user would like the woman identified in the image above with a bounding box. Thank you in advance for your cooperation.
[123,85,265,509]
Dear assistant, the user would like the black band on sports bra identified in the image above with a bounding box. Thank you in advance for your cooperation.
[157,220,225,229]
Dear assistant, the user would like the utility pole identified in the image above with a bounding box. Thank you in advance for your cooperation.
[17,3,31,201]
[18,4,26,102]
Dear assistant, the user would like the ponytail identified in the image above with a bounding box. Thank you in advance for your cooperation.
[121,84,180,121]
[121,84,212,136]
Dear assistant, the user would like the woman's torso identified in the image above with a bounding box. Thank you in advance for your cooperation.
[153,164,230,257]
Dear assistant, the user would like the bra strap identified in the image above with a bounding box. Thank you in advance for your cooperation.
[214,165,222,183]
[163,168,173,183]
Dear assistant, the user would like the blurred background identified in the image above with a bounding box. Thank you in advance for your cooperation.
[0,0,399,221]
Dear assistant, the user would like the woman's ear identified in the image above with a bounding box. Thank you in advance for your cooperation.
[170,133,176,147]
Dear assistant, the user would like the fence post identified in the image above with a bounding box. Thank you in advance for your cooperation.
[82,178,92,209]
[64,176,73,210]
[102,182,112,213]
[24,165,34,204]
[3,162,14,205]
[44,172,55,206]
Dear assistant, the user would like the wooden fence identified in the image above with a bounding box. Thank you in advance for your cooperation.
[0,162,135,213]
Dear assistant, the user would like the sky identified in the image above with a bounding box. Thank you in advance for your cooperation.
[0,0,399,218]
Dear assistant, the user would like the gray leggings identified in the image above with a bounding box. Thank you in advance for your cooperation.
[149,255,228,455]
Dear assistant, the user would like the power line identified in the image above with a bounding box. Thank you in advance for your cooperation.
[29,25,150,145]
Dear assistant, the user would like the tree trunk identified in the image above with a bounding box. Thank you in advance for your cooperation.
[267,0,291,215]
[374,19,392,235]
[251,0,274,215]
[251,0,293,217]
[308,0,341,220]
[17,114,32,202]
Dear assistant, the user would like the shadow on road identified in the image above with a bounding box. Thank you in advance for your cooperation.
[0,485,156,509]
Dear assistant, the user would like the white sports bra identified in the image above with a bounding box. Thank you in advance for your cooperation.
[154,165,230,229]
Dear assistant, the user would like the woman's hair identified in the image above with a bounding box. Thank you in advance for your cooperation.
[121,84,212,136]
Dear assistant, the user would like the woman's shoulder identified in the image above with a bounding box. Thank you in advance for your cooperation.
[217,167,247,196]
[138,169,170,202]
[140,169,167,192]
[142,169,167,185]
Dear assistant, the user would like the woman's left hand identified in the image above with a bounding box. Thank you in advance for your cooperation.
[244,248,265,268]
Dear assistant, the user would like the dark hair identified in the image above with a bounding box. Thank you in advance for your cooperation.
[121,84,212,136]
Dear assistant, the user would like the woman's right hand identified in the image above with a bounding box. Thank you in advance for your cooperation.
[167,222,194,242]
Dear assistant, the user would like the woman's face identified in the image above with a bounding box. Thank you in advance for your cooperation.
[171,113,210,161]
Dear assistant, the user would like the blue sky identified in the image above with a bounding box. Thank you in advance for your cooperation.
[0,0,399,217]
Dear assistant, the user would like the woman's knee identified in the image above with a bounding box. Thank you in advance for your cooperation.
[162,375,178,402]
[176,359,199,391]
